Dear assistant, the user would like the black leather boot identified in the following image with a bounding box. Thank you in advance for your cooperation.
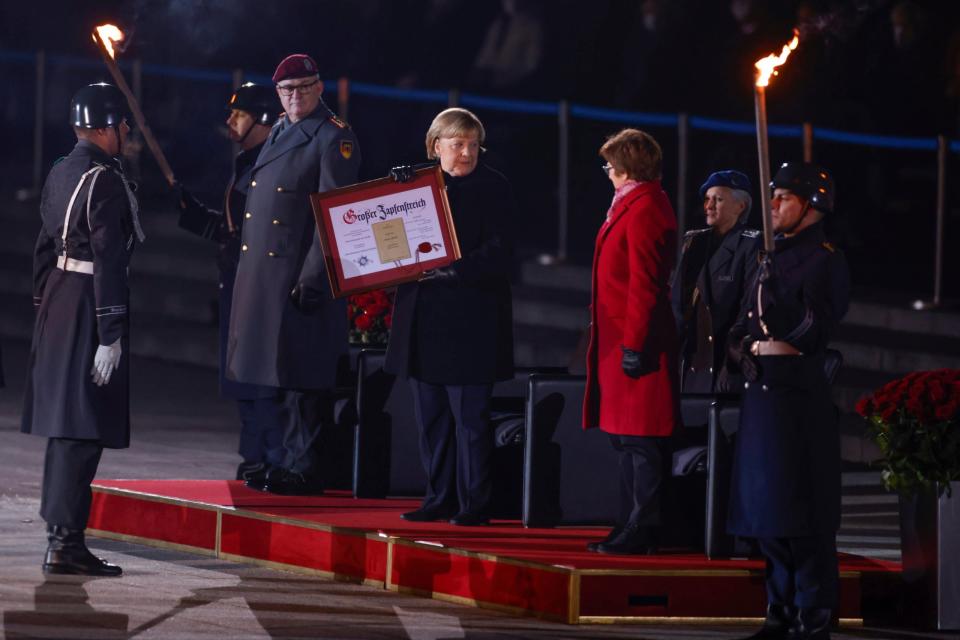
[796,608,832,639]
[740,604,797,639]
[42,525,122,577]
[586,524,624,552]
[595,523,659,555]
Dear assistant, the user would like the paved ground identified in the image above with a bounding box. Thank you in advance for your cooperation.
[0,339,953,640]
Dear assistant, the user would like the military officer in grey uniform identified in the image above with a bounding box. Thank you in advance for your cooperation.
[225,54,361,495]
[21,83,144,576]
[176,82,285,486]
[673,170,761,394]
[726,162,850,640]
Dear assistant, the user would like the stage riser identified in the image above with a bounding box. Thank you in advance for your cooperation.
[87,483,892,625]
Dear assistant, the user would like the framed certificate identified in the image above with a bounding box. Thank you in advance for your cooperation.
[310,166,461,298]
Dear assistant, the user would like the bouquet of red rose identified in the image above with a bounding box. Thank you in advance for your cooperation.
[347,289,394,345]
[856,369,960,497]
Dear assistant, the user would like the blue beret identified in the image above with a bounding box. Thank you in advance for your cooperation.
[699,170,752,198]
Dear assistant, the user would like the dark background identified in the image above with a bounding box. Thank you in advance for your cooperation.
[2,0,959,298]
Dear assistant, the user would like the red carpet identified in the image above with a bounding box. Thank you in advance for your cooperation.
[88,480,900,624]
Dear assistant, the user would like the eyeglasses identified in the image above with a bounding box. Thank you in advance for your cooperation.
[276,79,319,96]
[601,163,614,175]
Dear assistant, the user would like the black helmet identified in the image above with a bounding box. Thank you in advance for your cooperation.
[227,82,280,125]
[70,83,128,129]
[770,162,834,214]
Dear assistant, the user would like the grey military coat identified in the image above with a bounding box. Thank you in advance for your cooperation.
[225,102,361,390]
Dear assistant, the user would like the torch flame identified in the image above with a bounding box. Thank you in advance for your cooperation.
[754,29,799,87]
[93,24,125,59]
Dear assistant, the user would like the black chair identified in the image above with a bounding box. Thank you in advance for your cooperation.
[522,374,621,527]
[352,352,557,518]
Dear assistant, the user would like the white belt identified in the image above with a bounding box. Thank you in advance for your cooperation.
[57,255,94,275]
[751,340,802,356]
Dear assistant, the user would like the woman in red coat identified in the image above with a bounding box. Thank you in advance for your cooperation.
[583,128,680,554]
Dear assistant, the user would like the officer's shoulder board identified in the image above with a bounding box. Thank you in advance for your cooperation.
[741,229,761,239]
[684,228,710,238]
[821,241,836,253]
[328,115,350,130]
[52,155,68,167]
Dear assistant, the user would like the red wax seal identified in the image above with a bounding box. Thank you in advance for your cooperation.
[417,242,432,253]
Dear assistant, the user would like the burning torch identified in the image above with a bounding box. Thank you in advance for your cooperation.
[753,30,799,253]
[92,24,176,187]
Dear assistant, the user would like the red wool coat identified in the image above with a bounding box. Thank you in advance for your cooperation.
[582,180,680,436]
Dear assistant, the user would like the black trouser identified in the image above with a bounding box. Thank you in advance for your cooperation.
[237,394,285,467]
[40,438,103,529]
[758,534,839,610]
[409,378,494,516]
[609,434,666,528]
[280,389,332,474]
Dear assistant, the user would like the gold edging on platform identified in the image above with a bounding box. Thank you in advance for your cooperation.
[385,539,395,590]
[389,536,571,574]
[218,551,384,588]
[567,571,581,624]
[87,528,216,557]
[576,616,865,626]
[577,568,757,577]
[392,584,566,624]
[222,507,388,542]
[215,510,222,556]
[91,485,221,511]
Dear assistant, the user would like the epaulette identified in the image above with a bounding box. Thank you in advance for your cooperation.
[821,241,836,253]
[328,115,349,129]
[683,228,710,237]
[741,229,761,238]
[52,156,67,166]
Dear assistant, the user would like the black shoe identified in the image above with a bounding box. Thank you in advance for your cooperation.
[796,608,831,640]
[586,524,624,552]
[400,506,456,522]
[449,512,489,526]
[42,526,122,577]
[739,604,798,639]
[263,468,324,496]
[236,461,266,482]
[244,465,272,491]
[596,523,658,555]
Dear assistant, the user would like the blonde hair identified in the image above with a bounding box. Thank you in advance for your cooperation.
[425,108,486,159]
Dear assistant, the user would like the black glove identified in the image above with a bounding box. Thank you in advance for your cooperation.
[621,346,654,379]
[727,335,761,383]
[388,165,415,183]
[290,282,324,312]
[173,182,205,215]
[419,266,459,284]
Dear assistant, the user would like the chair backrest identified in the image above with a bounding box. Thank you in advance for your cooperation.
[522,374,619,527]
[824,348,843,386]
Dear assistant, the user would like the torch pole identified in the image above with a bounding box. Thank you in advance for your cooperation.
[92,31,176,187]
[754,84,774,253]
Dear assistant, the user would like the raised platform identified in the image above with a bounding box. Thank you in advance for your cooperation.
[88,480,900,625]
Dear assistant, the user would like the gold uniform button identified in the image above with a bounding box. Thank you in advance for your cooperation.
[276,187,283,192]
[251,180,257,187]
[241,244,248,252]
[272,219,280,225]
[267,251,276,257]
[244,212,252,219]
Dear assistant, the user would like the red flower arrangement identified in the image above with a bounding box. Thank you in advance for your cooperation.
[857,369,960,496]
[347,289,394,345]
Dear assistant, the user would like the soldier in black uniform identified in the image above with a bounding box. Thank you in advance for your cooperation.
[21,83,144,576]
[175,83,283,485]
[726,162,850,640]
[225,54,361,495]
[673,170,761,394]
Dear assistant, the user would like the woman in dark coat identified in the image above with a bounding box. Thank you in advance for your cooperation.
[385,107,515,526]
[582,128,680,554]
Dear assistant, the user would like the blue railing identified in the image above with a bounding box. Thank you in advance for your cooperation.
[2,48,955,152]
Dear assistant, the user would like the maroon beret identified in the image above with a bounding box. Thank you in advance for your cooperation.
[272,54,319,83]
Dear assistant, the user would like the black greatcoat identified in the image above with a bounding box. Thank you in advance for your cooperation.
[21,141,137,448]
[672,223,761,393]
[226,102,361,390]
[178,142,272,400]
[726,222,850,538]
[385,163,515,385]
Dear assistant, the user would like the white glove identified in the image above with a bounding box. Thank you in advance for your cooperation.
[91,338,122,386]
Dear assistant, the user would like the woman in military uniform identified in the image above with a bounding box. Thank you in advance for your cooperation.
[21,83,143,576]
